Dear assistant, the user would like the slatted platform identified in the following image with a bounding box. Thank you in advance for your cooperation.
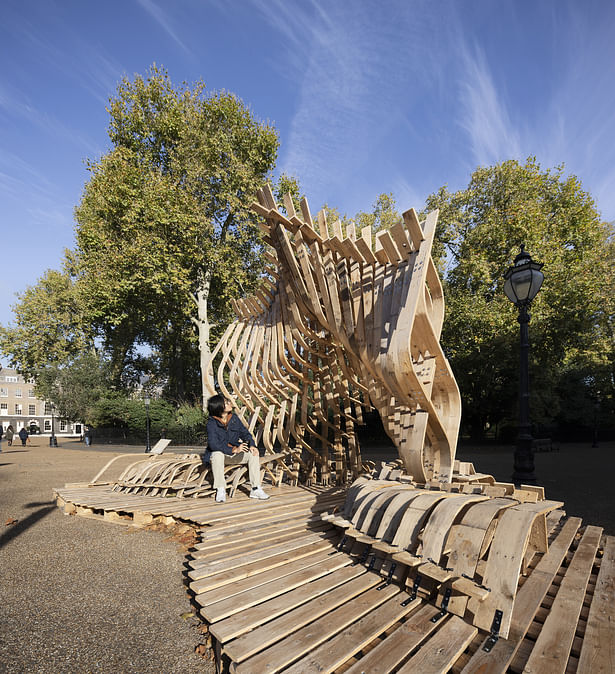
[54,476,614,673]
[53,482,345,528]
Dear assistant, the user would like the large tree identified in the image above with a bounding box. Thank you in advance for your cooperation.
[73,66,279,403]
[426,158,614,439]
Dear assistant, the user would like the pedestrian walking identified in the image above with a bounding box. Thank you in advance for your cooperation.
[18,427,28,447]
[6,424,14,446]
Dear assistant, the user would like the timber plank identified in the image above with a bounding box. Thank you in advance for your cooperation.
[211,564,368,645]
[460,516,582,674]
[198,551,351,622]
[188,530,336,579]
[343,602,442,674]
[523,525,603,674]
[233,584,401,673]
[223,571,383,663]
[396,614,477,673]
[189,538,337,594]
[576,535,615,673]
[282,595,421,674]
[191,522,330,561]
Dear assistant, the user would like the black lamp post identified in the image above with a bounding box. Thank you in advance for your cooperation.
[504,245,544,485]
[144,396,151,453]
[49,403,57,447]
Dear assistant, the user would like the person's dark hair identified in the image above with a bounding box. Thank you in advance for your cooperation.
[207,394,228,418]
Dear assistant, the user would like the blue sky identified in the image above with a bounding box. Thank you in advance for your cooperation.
[1,0,614,328]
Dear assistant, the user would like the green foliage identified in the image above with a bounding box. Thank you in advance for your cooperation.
[72,65,280,400]
[321,193,401,239]
[35,352,112,424]
[427,158,614,438]
[90,392,175,434]
[354,193,400,235]
[0,268,93,378]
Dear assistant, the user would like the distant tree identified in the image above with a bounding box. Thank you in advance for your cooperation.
[35,352,112,424]
[322,193,401,239]
[426,158,614,438]
[73,65,280,403]
[0,267,94,377]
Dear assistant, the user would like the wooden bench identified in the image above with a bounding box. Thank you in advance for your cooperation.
[92,451,287,499]
[186,474,615,673]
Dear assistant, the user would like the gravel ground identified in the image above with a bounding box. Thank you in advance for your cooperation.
[0,439,214,674]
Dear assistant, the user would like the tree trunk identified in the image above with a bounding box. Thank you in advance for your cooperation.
[194,270,216,409]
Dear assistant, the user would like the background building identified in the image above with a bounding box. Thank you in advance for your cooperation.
[0,367,82,438]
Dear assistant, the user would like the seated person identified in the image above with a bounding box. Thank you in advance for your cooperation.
[204,394,269,503]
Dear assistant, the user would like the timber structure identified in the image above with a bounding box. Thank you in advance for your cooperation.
[52,189,614,671]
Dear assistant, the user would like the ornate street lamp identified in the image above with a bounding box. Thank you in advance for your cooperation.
[504,245,544,485]
[144,396,151,453]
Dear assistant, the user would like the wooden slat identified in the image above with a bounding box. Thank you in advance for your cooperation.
[343,602,442,674]
[283,595,421,673]
[211,564,368,645]
[576,535,615,673]
[523,525,603,674]
[233,584,402,673]
[460,516,582,673]
[396,614,477,673]
[190,538,337,595]
[188,530,336,580]
[198,550,351,622]
[223,572,383,664]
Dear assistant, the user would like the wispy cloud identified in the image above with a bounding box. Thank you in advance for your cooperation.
[457,45,522,167]
[247,0,449,211]
[0,85,102,157]
[136,0,190,54]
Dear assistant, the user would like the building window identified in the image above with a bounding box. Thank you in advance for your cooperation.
[28,389,36,398]
[0,388,7,397]
[1,403,7,412]
[15,388,22,398]
[5,376,18,382]
[44,402,52,415]
[44,420,51,431]
[60,420,67,431]
[29,404,36,415]
[15,404,22,415]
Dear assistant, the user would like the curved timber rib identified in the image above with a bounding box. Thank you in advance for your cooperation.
[204,185,461,484]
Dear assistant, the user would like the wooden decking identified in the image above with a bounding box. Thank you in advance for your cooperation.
[53,479,614,673]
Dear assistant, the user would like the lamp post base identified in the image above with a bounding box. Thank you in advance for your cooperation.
[512,434,536,485]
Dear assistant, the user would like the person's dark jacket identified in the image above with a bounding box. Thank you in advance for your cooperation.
[202,414,255,464]
[18,428,28,440]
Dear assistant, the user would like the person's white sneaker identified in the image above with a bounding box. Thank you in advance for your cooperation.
[250,486,270,500]
[215,487,226,502]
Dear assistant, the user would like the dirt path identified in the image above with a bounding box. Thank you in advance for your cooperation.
[0,440,213,673]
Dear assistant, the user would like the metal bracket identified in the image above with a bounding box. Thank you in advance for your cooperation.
[352,545,371,566]
[377,562,397,590]
[337,535,348,551]
[430,587,452,622]
[482,609,503,652]
[402,573,422,605]
[368,553,377,571]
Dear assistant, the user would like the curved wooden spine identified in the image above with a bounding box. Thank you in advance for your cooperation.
[203,187,462,485]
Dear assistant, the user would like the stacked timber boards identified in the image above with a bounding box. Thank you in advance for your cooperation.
[53,485,614,673]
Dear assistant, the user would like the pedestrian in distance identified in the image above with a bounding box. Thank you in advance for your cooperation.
[6,424,13,446]
[84,426,92,446]
[18,427,28,447]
